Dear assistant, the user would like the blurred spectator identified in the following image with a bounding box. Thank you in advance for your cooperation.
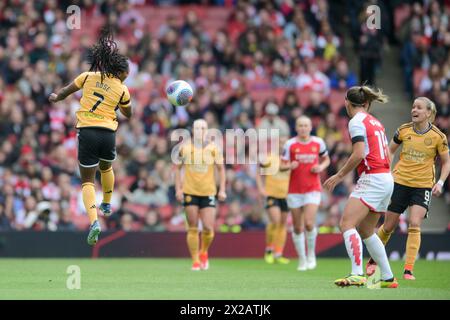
[143,209,166,232]
[329,60,357,90]
[257,102,290,137]
[304,91,330,118]
[296,61,330,95]
[58,211,77,231]
[359,17,383,85]
[120,213,136,232]
[0,204,11,230]
[22,201,58,231]
[241,210,266,231]
[318,204,340,234]
[127,176,169,207]
[218,213,242,233]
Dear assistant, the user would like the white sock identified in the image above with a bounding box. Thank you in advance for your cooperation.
[292,232,306,261]
[363,233,394,280]
[343,229,363,275]
[306,227,317,258]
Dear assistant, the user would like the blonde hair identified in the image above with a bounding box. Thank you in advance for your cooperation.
[346,85,389,110]
[296,115,312,126]
[416,97,437,123]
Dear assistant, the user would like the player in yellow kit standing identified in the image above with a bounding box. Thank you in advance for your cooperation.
[256,137,290,264]
[366,97,450,280]
[175,119,227,271]
[49,28,132,245]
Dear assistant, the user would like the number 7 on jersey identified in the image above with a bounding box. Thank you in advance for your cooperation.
[90,91,104,112]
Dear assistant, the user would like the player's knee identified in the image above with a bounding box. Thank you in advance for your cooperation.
[358,227,371,239]
[272,217,281,225]
[305,222,314,232]
[339,219,353,233]
[202,226,214,233]
[293,226,304,234]
[99,161,112,171]
[409,220,421,229]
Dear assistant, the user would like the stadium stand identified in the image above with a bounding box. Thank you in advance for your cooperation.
[0,0,447,234]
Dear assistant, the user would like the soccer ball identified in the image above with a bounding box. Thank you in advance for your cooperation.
[166,80,194,107]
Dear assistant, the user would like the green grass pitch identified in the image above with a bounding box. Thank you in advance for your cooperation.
[0,258,449,299]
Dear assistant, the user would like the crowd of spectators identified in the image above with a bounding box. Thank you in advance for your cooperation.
[0,0,414,233]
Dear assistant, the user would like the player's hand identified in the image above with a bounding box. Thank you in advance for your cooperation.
[432,183,443,197]
[218,190,227,202]
[324,174,343,192]
[48,93,59,103]
[290,161,299,170]
[310,164,323,173]
[176,190,184,203]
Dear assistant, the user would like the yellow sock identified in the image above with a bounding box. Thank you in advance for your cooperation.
[100,167,114,204]
[274,224,287,256]
[265,223,276,251]
[405,227,421,272]
[377,224,393,246]
[187,227,199,263]
[200,229,215,253]
[82,182,97,224]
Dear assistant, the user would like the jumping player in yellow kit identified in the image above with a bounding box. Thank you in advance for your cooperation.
[49,28,132,245]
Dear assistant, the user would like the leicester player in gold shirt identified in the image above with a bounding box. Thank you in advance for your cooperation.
[366,97,449,280]
[256,136,290,265]
[49,28,132,245]
[175,119,226,271]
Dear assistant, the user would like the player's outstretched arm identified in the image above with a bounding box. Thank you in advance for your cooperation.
[174,163,184,203]
[255,167,267,197]
[217,163,227,202]
[49,82,80,103]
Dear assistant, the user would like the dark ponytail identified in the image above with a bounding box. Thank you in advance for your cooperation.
[88,26,129,82]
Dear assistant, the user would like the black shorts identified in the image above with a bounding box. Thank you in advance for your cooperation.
[78,127,116,167]
[387,182,432,216]
[183,194,216,209]
[265,197,289,212]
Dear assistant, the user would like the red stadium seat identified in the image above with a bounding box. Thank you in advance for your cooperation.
[273,88,288,105]
[124,203,148,218]
[328,90,346,114]
[297,89,311,107]
[244,77,271,91]
[218,204,229,218]
[72,214,90,230]
[158,205,174,220]
[249,89,274,103]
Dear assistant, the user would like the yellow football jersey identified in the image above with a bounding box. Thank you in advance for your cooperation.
[393,122,449,188]
[260,154,290,199]
[73,71,131,131]
[180,143,223,196]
